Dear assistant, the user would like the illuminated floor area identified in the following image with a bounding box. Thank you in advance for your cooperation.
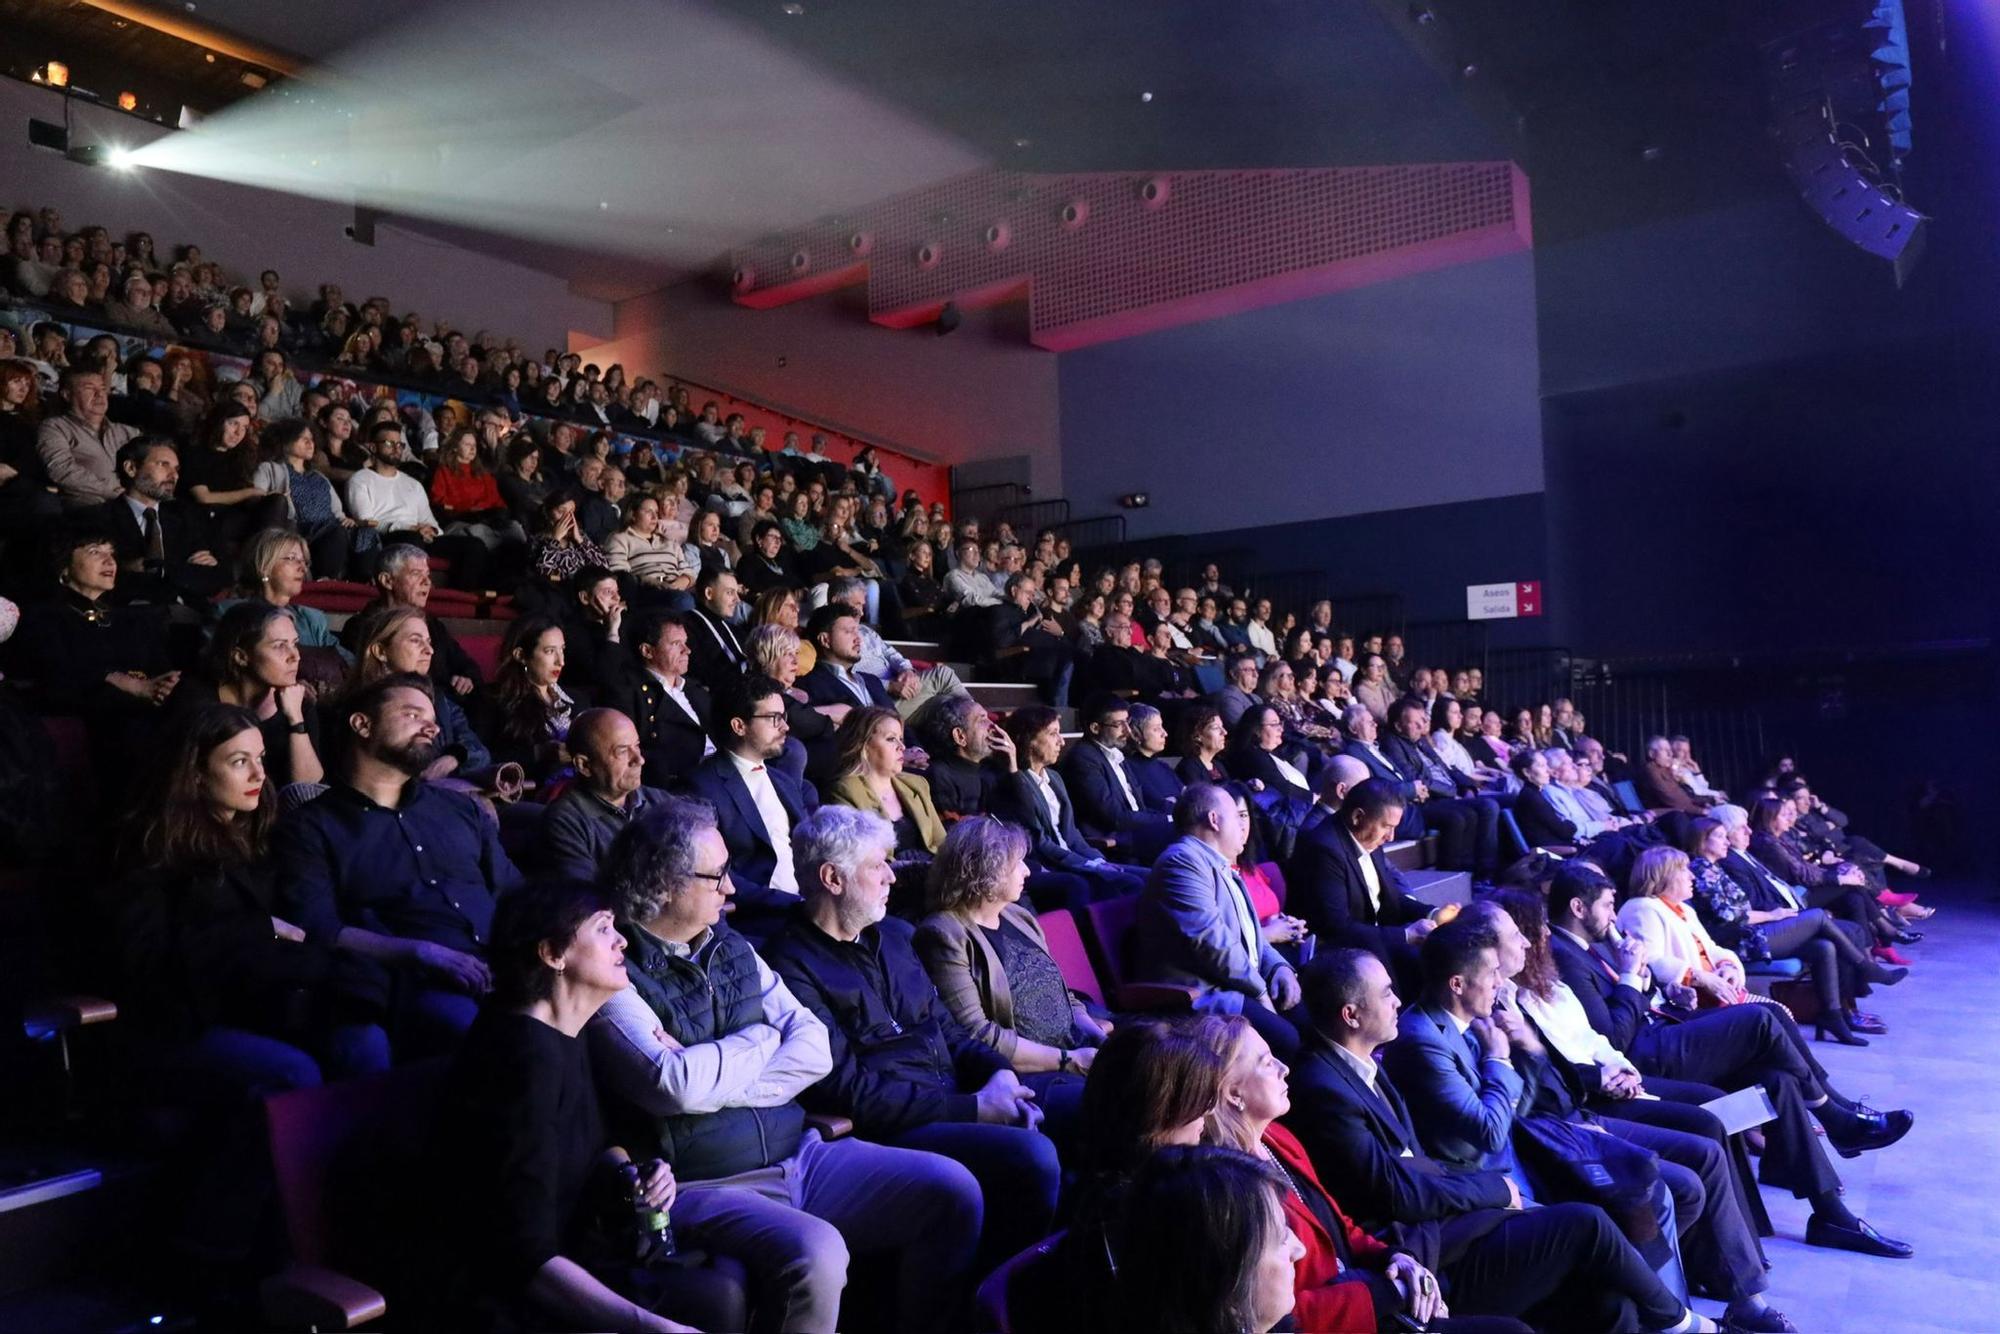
[1691,878,2000,1334]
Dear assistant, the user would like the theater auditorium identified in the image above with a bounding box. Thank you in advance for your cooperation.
[0,1,1993,1330]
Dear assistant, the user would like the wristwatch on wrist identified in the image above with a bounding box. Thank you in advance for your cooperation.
[287,720,309,734]
[1058,1049,1075,1074]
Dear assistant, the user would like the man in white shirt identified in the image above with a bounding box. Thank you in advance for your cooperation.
[942,540,1002,612]
[345,421,490,587]
[687,674,820,942]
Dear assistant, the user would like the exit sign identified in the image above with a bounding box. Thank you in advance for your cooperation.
[1467,581,1543,621]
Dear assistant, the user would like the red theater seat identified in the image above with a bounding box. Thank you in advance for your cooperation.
[459,634,504,681]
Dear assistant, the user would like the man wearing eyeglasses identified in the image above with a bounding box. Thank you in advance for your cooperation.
[589,794,984,1334]
[687,673,822,945]
[344,418,489,588]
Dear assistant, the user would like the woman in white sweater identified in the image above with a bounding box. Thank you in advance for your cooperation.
[1618,845,1748,1007]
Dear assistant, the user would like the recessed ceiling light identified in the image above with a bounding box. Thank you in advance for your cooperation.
[1139,91,1153,103]
[1013,137,1031,149]
[781,2,805,13]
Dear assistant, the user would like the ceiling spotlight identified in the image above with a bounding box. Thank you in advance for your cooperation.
[1118,492,1151,509]
[1139,90,1154,103]
[1410,5,1437,24]
[105,145,136,171]
[781,2,805,13]
[1013,137,1031,149]
[1460,62,1479,78]
[44,61,70,89]
[204,52,216,63]
[1640,144,1664,162]
[117,91,137,111]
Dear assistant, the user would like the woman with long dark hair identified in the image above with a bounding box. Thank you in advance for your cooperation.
[476,615,580,781]
[253,417,361,579]
[112,705,335,1262]
[186,401,286,555]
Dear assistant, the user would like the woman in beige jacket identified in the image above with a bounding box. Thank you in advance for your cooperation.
[913,817,1110,1137]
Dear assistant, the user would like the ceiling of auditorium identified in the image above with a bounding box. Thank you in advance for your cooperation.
[5,0,1798,299]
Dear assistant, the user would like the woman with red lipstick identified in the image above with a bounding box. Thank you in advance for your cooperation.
[113,705,340,1260]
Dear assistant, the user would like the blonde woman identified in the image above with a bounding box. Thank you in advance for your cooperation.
[824,706,943,862]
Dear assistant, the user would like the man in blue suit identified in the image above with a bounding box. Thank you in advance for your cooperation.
[1133,782,1306,1058]
[1339,703,1427,842]
[796,603,894,709]
[686,673,819,944]
[1286,948,1704,1333]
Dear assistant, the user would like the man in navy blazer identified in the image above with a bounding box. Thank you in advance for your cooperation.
[1288,776,1435,989]
[1381,699,1497,874]
[1287,948,1694,1332]
[1338,704,1427,842]
[796,603,894,709]
[1059,694,1169,852]
[1132,783,1305,1057]
[685,673,819,942]
[602,608,714,788]
[1545,862,1914,1259]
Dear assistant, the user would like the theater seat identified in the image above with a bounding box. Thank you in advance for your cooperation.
[460,634,504,681]
[1037,908,1106,1009]
[263,1060,448,1329]
[1081,894,1198,1012]
[973,1232,1067,1334]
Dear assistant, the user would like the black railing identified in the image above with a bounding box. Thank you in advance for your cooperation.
[949,482,1029,523]
[994,498,1072,537]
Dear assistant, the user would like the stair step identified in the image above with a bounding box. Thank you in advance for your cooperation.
[964,680,1042,703]
[885,640,943,658]
[1406,869,1473,910]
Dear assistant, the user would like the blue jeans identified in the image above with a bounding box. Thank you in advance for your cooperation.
[327,985,481,1077]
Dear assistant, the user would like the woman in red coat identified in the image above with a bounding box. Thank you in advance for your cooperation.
[1197,1014,1529,1334]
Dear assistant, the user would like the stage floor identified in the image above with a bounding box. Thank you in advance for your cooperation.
[1692,877,1999,1333]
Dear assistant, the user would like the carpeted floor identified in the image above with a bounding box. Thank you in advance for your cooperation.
[1691,877,1998,1333]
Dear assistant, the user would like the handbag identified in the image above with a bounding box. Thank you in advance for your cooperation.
[1510,1112,1673,1268]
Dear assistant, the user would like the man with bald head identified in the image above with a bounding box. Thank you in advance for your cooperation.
[1299,753,1371,838]
[1287,777,1436,989]
[536,708,672,880]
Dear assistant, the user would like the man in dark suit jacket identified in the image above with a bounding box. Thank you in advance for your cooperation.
[1288,948,1693,1332]
[685,565,749,690]
[603,608,714,788]
[1338,704,1428,842]
[559,566,628,698]
[983,574,1075,707]
[1382,698,1497,874]
[684,674,819,942]
[796,603,893,710]
[96,437,230,607]
[1060,694,1155,847]
[1288,777,1434,988]
[1391,912,1783,1326]
[1545,862,1913,1259]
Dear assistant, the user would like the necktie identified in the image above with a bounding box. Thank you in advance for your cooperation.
[142,507,164,562]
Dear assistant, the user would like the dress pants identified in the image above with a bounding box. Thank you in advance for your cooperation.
[1604,1076,1772,1238]
[1442,1202,1687,1333]
[1629,1005,1840,1199]
[1601,1115,1767,1303]
[672,1130,983,1334]
[1421,795,1500,872]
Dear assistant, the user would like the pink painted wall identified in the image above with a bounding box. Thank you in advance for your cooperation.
[583,278,1063,493]
[0,79,611,350]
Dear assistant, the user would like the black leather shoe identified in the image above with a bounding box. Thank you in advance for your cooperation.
[1829,1106,1914,1158]
[1849,1011,1889,1035]
[1724,1303,1800,1332]
[1892,929,1924,944]
[1804,1213,1914,1258]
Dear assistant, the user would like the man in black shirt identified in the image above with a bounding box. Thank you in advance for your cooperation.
[765,805,1063,1281]
[276,673,521,1074]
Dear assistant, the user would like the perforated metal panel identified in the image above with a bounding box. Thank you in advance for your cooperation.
[730,163,1530,350]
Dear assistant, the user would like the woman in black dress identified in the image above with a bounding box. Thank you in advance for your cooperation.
[425,879,745,1332]
[185,401,287,558]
